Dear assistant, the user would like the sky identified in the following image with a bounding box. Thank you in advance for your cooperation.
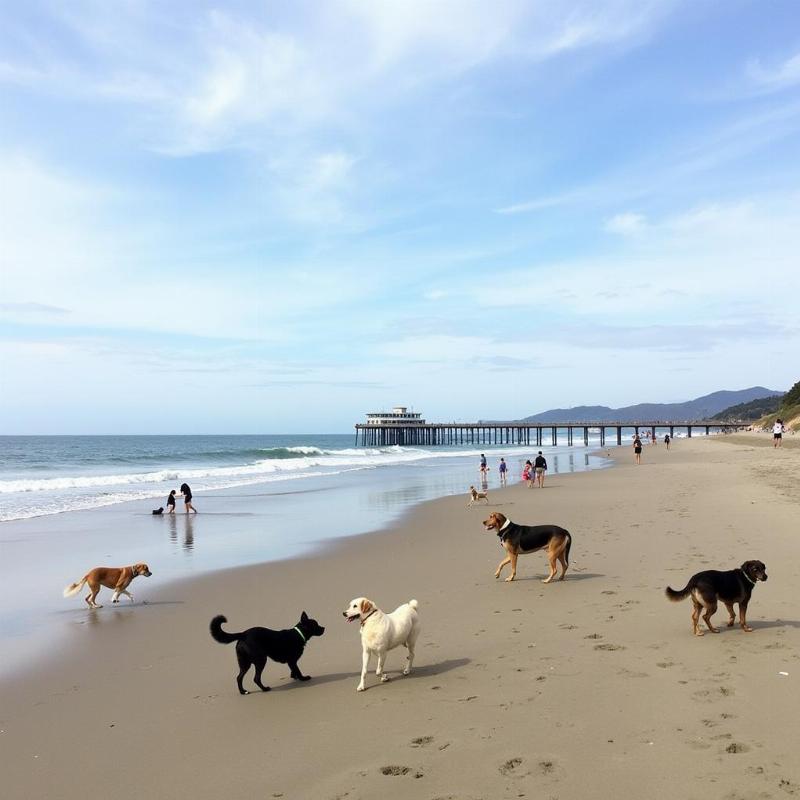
[1,0,799,434]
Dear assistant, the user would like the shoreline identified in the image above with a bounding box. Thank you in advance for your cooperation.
[1,436,798,799]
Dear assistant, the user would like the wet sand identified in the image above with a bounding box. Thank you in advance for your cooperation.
[1,435,798,799]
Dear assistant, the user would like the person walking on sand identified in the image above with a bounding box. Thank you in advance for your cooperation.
[166,489,177,514]
[180,482,197,513]
[498,457,508,485]
[633,435,643,465]
[522,459,533,486]
[664,433,671,450]
[534,451,548,488]
[773,419,785,448]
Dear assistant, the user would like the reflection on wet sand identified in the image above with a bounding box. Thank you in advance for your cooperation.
[167,514,194,552]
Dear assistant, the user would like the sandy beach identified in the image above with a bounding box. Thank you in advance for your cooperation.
[1,434,799,800]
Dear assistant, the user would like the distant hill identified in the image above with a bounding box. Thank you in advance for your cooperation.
[523,387,783,423]
[712,394,782,422]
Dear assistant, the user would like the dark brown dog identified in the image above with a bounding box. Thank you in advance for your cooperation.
[665,560,767,636]
[63,563,153,608]
[483,512,572,583]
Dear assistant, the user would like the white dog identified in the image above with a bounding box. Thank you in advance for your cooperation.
[343,597,420,692]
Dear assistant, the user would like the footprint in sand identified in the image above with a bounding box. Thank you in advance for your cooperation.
[499,757,523,776]
[594,643,625,651]
[585,633,603,639]
[656,661,675,668]
[410,736,434,748]
[725,742,750,754]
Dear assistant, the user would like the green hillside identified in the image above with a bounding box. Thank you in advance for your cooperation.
[756,379,800,431]
[712,394,782,422]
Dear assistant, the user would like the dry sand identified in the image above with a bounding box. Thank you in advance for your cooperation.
[1,435,799,800]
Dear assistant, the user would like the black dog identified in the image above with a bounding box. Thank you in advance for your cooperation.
[665,560,768,636]
[210,612,325,694]
[151,507,164,515]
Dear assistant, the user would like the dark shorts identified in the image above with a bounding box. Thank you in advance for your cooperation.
[184,494,192,503]
[634,447,642,454]
[774,433,782,439]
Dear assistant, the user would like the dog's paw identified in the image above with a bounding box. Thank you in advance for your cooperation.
[357,685,366,692]
[298,675,311,681]
[742,625,753,632]
[403,668,411,675]
[239,690,250,695]
[381,674,391,682]
[505,576,515,582]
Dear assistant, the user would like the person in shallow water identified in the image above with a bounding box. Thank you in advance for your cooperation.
[166,489,177,514]
[180,482,197,514]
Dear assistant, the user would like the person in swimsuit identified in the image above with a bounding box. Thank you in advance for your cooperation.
[498,457,507,485]
[522,460,532,486]
[773,419,784,448]
[534,451,547,488]
[180,482,197,514]
[633,436,642,464]
[166,489,177,514]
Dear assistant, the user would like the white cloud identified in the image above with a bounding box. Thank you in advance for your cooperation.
[0,1,677,154]
[604,212,648,235]
[746,50,800,93]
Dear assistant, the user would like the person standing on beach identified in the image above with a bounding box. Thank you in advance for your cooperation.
[180,482,197,513]
[664,433,671,450]
[498,457,507,485]
[633,435,643,464]
[522,459,533,486]
[479,454,488,476]
[166,489,177,514]
[773,419,785,448]
[534,451,547,488]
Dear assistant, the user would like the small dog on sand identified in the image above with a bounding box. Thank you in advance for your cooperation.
[152,507,164,515]
[665,560,768,636]
[210,613,325,695]
[343,597,420,692]
[483,512,572,583]
[63,563,152,608]
[467,486,489,507]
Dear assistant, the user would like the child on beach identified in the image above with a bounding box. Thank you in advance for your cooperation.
[180,482,197,514]
[166,489,176,514]
[633,436,643,465]
[498,458,507,485]
[522,460,532,486]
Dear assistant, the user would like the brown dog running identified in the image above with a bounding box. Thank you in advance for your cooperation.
[483,512,572,582]
[63,563,153,608]
[665,560,767,636]
[467,486,489,507]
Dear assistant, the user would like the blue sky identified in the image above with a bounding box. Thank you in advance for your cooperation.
[1,0,798,434]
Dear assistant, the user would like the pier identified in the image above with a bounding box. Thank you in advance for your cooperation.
[354,420,746,447]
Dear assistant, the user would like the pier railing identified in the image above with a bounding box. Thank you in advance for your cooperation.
[354,420,747,447]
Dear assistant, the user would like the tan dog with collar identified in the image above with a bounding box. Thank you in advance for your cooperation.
[63,563,152,608]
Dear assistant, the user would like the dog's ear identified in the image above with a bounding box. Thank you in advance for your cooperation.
[359,599,373,615]
[301,611,308,622]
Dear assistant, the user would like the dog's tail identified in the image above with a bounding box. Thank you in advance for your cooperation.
[209,615,244,644]
[63,577,87,598]
[564,533,572,566]
[408,599,419,611]
[665,583,692,602]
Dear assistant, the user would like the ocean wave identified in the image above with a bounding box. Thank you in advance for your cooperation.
[0,445,494,495]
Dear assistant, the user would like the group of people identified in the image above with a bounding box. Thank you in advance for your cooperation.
[165,483,197,514]
[480,452,548,488]
[633,432,672,464]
